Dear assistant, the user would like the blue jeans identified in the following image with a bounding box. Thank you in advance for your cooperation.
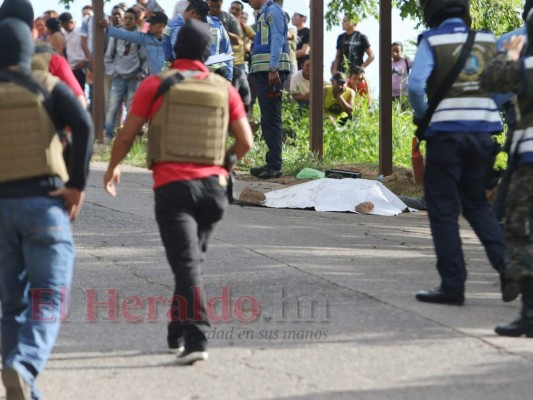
[104,77,139,139]
[424,132,506,293]
[0,197,74,399]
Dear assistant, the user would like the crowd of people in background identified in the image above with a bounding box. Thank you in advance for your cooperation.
[27,0,399,140]
[4,1,533,399]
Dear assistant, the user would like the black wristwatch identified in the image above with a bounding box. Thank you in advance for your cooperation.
[269,66,278,73]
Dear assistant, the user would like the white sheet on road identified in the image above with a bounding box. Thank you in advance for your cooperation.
[263,178,413,216]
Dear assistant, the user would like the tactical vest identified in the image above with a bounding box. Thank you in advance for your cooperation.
[147,71,230,168]
[511,56,533,165]
[0,70,68,184]
[251,1,290,73]
[31,51,52,72]
[423,22,502,134]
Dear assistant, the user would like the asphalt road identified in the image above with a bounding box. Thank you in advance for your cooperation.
[3,162,533,400]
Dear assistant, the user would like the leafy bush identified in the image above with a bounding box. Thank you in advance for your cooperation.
[240,96,419,174]
[97,95,507,179]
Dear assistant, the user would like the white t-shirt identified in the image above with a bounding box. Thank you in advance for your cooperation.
[290,70,329,95]
[63,25,87,68]
[80,15,94,56]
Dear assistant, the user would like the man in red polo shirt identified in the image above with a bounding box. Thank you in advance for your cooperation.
[104,20,253,365]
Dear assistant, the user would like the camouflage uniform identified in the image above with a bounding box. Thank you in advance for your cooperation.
[481,53,533,281]
[480,54,522,94]
[504,165,533,280]
[481,46,533,337]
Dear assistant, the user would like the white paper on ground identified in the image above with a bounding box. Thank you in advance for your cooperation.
[205,53,235,66]
[263,178,414,216]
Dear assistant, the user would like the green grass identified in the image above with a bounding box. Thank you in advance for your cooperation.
[240,97,419,174]
[95,97,507,181]
[93,136,147,168]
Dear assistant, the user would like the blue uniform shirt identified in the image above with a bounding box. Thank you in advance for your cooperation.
[162,16,233,80]
[107,27,164,75]
[258,1,286,69]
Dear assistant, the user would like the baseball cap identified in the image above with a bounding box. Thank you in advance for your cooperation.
[146,11,168,25]
[332,72,347,83]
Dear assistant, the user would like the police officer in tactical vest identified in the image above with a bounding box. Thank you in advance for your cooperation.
[480,10,533,337]
[245,0,291,179]
[104,20,253,365]
[408,0,512,306]
[0,16,93,400]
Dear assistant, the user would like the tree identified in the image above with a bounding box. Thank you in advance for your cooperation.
[58,0,111,9]
[325,0,523,36]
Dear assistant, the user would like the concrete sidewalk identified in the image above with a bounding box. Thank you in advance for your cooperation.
[3,162,533,400]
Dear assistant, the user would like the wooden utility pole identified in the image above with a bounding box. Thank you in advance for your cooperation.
[309,0,324,157]
[92,0,105,143]
[379,0,393,176]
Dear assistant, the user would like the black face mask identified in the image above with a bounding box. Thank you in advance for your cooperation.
[0,0,34,29]
[174,20,212,62]
[0,18,35,75]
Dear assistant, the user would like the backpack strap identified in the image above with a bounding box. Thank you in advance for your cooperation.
[414,29,477,141]
[404,58,411,74]
[153,70,203,103]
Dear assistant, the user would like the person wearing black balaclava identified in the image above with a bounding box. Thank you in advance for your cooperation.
[0,0,34,28]
[480,9,533,338]
[103,20,253,366]
[0,0,87,108]
[0,15,93,400]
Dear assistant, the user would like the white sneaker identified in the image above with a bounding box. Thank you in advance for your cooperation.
[175,349,208,366]
[168,346,185,355]
[2,368,31,400]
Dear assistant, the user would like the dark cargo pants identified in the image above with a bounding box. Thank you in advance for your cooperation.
[254,71,287,171]
[424,132,506,293]
[155,176,227,351]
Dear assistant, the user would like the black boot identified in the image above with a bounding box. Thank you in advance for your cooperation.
[495,279,533,337]
[499,262,520,302]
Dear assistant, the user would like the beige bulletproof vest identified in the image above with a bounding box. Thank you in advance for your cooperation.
[0,70,68,184]
[31,50,52,72]
[147,71,230,168]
